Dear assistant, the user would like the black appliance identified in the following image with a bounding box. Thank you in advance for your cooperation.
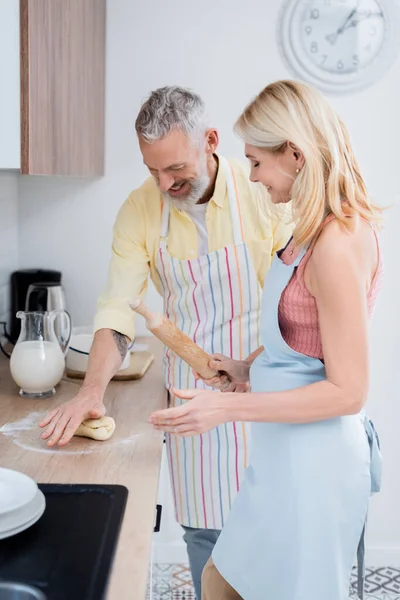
[0,484,128,600]
[10,270,62,342]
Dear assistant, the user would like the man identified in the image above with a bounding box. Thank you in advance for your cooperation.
[40,86,292,599]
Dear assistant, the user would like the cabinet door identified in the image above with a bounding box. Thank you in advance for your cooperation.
[20,0,106,176]
[0,0,20,169]
[152,444,188,563]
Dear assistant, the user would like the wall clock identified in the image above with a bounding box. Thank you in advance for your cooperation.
[278,0,400,94]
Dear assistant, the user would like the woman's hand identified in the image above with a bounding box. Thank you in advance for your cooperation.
[149,387,234,436]
[194,354,250,393]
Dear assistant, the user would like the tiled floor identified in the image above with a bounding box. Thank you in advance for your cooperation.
[148,564,194,599]
[148,565,400,599]
[351,567,400,598]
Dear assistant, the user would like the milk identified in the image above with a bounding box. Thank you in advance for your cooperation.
[10,341,65,394]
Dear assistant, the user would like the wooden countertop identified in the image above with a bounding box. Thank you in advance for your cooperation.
[0,337,167,600]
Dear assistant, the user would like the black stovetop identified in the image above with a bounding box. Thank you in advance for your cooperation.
[0,484,128,600]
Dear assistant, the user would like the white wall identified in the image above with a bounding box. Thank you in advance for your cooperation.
[0,172,18,329]
[0,0,20,169]
[17,0,400,563]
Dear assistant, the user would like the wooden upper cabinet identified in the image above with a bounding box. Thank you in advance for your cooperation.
[20,0,106,176]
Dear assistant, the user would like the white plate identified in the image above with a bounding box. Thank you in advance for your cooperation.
[0,468,38,515]
[0,489,46,540]
[0,488,45,533]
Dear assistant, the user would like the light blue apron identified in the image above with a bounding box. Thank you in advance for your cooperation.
[212,245,382,600]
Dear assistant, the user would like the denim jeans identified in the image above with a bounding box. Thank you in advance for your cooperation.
[182,526,221,600]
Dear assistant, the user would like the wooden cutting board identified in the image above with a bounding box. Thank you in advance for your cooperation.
[66,351,154,381]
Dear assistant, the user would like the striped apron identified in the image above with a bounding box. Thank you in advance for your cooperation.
[156,156,262,530]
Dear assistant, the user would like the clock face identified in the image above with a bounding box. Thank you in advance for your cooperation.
[278,0,400,93]
[300,0,385,75]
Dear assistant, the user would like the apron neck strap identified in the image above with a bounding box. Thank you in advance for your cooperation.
[271,244,308,300]
[292,245,308,268]
[219,156,244,246]
[160,199,170,248]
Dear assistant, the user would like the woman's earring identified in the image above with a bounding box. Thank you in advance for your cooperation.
[296,168,300,174]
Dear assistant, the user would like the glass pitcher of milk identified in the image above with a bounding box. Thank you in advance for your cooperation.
[10,311,72,398]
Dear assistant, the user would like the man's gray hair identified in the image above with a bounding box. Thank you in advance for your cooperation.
[135,86,209,143]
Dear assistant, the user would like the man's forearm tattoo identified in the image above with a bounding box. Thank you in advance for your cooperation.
[112,330,129,360]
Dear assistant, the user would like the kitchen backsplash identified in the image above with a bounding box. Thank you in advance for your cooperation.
[0,172,18,333]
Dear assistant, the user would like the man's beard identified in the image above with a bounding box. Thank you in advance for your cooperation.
[162,161,210,210]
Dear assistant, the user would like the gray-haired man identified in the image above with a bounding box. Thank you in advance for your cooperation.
[40,86,292,598]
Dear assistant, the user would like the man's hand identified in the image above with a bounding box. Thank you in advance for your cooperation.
[39,328,129,447]
[39,388,106,447]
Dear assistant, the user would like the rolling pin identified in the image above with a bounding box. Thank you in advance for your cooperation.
[129,298,218,379]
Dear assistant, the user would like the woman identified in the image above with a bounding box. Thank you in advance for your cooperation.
[149,80,383,600]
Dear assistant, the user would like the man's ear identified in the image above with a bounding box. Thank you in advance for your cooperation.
[205,129,219,154]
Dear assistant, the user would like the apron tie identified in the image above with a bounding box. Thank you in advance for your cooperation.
[356,522,366,599]
[356,414,382,599]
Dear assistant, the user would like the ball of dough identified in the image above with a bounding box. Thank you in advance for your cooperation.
[74,417,116,441]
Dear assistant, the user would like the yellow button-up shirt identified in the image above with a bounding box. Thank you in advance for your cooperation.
[94,157,293,341]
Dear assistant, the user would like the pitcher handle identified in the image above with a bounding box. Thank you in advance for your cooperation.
[55,310,72,356]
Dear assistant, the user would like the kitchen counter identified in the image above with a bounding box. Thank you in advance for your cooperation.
[0,337,167,600]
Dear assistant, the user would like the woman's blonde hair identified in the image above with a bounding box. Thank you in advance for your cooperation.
[235,80,382,246]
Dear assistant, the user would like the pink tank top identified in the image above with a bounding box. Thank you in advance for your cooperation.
[278,215,383,359]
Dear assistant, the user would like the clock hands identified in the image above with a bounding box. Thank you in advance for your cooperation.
[325,2,359,44]
[326,5,384,45]
[350,9,384,28]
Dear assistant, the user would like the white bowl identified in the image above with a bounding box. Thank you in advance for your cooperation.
[66,332,131,372]
[0,468,38,516]
[0,488,45,535]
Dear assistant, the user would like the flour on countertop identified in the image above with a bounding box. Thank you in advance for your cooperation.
[0,411,45,434]
[1,412,142,455]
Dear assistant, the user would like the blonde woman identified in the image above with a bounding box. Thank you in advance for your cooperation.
[149,80,383,600]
